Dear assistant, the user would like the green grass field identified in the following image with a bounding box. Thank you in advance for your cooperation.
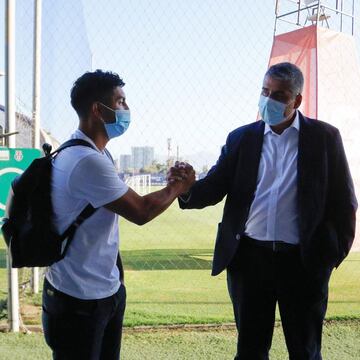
[120,200,360,324]
[0,321,360,359]
[1,200,360,327]
[120,195,223,251]
[0,194,360,358]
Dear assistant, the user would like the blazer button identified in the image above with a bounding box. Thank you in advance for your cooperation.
[236,234,241,240]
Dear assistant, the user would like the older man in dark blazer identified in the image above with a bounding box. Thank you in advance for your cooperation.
[173,62,357,360]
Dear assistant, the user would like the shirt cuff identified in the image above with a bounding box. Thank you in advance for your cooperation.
[179,192,192,203]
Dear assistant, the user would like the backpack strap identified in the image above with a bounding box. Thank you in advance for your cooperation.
[104,148,115,164]
[51,138,99,257]
[51,138,96,156]
[59,203,97,257]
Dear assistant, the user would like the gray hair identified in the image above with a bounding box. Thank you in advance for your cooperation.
[265,62,304,96]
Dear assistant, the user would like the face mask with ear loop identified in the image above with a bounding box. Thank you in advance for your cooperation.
[99,102,131,139]
[258,95,296,126]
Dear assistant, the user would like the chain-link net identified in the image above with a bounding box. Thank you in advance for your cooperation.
[0,0,359,330]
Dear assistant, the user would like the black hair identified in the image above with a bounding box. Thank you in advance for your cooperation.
[70,69,125,118]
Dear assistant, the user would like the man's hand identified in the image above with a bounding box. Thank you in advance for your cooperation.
[167,161,196,195]
[106,162,195,226]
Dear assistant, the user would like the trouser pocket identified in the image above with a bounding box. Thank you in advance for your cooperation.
[42,278,98,353]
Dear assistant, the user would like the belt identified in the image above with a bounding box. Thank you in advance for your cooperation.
[241,236,299,253]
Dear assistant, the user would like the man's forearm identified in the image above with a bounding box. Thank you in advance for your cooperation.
[140,185,185,224]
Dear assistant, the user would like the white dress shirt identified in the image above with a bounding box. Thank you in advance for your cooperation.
[244,112,300,244]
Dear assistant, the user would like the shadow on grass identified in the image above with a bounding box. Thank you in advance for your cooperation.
[0,298,7,320]
[328,301,360,304]
[122,249,213,270]
[0,249,6,269]
[128,301,230,305]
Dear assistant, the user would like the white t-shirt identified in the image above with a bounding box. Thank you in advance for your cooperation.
[45,130,128,300]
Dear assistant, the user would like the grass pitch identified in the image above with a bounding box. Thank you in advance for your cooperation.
[0,321,360,359]
[0,199,359,327]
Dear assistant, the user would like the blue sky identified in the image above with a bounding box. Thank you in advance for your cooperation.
[1,0,360,169]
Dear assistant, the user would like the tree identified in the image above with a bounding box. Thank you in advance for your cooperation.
[141,160,168,174]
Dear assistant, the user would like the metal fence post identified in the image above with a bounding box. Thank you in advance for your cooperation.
[5,0,20,332]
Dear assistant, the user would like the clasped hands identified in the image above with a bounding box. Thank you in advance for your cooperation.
[167,161,195,195]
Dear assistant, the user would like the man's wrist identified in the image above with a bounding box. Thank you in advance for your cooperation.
[166,182,188,198]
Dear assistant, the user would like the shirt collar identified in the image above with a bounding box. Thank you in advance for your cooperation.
[264,110,300,135]
[71,129,102,153]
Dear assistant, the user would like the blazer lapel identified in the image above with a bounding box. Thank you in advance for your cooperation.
[298,113,326,241]
[234,120,264,204]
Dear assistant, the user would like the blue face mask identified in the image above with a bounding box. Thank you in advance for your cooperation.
[100,103,131,139]
[258,95,288,126]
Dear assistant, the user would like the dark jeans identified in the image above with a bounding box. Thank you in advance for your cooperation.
[42,278,126,360]
[227,237,332,360]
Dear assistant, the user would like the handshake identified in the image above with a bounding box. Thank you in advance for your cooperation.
[167,161,196,196]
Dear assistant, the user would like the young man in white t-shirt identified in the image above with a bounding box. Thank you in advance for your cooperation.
[42,70,195,360]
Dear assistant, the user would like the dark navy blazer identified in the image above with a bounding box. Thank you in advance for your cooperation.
[179,112,358,276]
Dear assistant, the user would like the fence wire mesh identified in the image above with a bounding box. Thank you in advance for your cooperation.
[0,0,359,329]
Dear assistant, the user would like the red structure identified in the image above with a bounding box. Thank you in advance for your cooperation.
[270,1,360,249]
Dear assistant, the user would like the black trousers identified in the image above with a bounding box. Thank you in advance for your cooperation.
[42,278,126,360]
[227,237,332,360]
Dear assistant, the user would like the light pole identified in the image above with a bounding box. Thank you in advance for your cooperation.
[5,0,20,333]
[0,71,4,146]
[31,0,42,295]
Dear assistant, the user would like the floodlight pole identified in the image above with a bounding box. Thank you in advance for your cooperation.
[352,0,355,35]
[31,0,42,295]
[5,0,20,332]
[32,0,41,150]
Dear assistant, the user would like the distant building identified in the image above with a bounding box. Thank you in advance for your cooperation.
[131,146,154,171]
[0,105,60,149]
[119,154,132,172]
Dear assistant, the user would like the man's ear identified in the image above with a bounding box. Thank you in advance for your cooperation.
[294,94,302,109]
[92,102,101,118]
